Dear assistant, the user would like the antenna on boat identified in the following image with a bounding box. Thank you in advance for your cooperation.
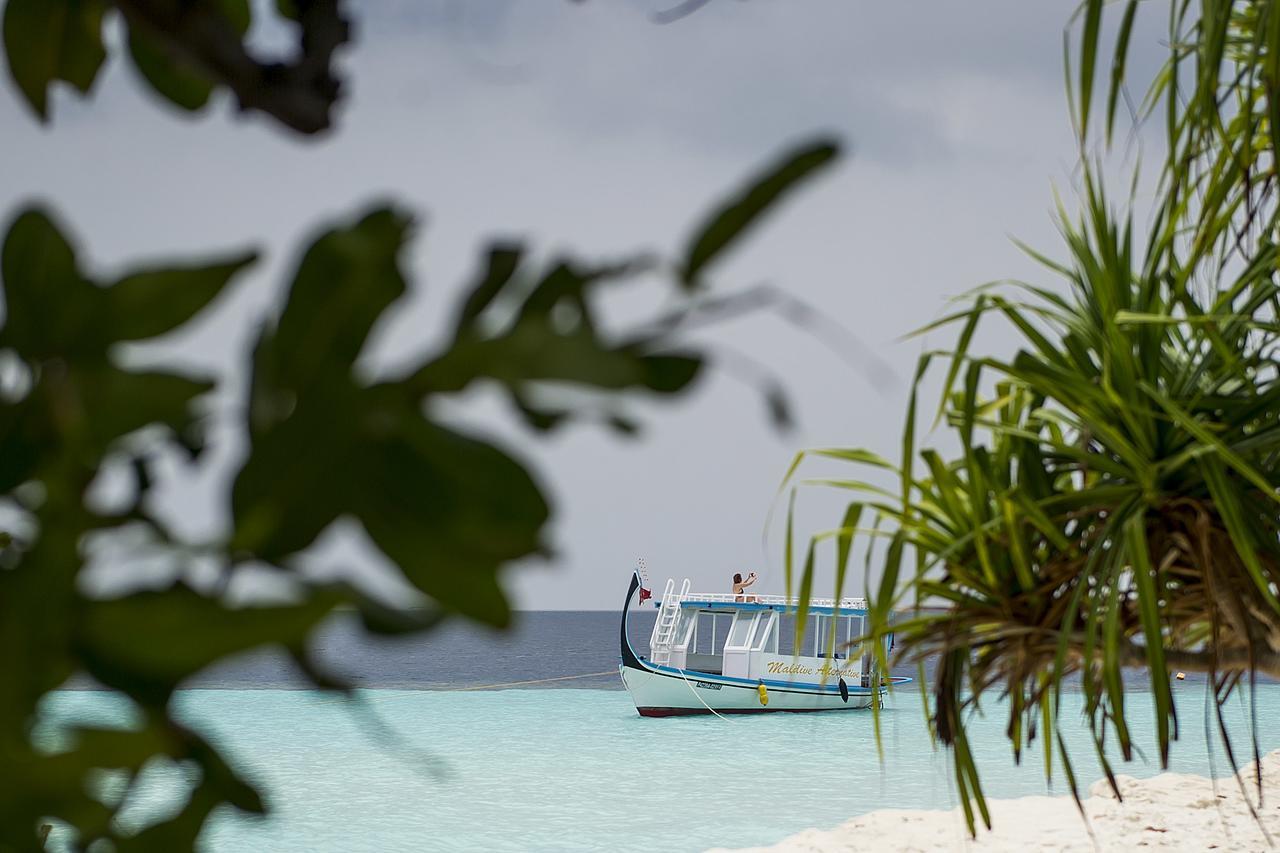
[636,557,653,605]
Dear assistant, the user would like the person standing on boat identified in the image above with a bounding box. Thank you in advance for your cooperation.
[732,572,758,602]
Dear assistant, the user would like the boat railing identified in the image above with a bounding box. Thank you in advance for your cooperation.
[671,591,868,609]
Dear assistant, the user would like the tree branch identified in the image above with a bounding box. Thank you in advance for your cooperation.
[114,0,349,134]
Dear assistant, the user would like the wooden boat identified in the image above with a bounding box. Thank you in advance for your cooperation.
[619,571,909,716]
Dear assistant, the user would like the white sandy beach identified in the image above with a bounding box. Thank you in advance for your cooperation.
[713,750,1280,852]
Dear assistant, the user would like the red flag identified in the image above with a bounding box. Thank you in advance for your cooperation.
[638,587,652,604]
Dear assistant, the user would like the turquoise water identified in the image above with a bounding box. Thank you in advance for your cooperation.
[40,684,1280,852]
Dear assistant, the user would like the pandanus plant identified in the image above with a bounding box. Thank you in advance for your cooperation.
[789,0,1280,832]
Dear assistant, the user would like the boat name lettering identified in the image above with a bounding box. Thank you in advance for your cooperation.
[694,681,722,690]
[765,661,860,678]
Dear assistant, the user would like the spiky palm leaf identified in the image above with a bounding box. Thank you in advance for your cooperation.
[790,0,1280,833]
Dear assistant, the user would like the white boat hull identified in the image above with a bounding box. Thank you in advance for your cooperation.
[620,662,881,716]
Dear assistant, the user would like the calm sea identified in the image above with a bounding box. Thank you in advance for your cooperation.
[41,611,1280,852]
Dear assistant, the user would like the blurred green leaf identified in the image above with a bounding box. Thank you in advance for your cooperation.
[0,394,49,493]
[682,137,839,287]
[271,207,410,392]
[109,251,257,341]
[639,354,702,393]
[1,206,256,359]
[77,584,343,704]
[126,27,215,112]
[2,0,106,119]
[124,0,260,113]
[354,418,548,626]
[0,207,98,359]
[74,367,212,453]
[419,253,703,397]
[452,244,523,340]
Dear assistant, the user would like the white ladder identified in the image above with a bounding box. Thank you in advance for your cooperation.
[649,578,689,665]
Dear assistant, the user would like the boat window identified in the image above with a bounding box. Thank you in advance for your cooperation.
[831,616,849,658]
[751,612,778,652]
[726,612,757,649]
[797,614,818,656]
[813,615,828,656]
[776,614,794,655]
[697,612,730,654]
[675,610,697,650]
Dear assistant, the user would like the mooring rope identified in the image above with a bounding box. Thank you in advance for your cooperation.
[439,670,619,692]
[671,664,733,721]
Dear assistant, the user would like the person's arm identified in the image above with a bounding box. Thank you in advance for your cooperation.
[745,574,757,587]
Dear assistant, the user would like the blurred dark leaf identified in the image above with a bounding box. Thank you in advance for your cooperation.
[179,724,264,813]
[114,782,223,852]
[652,0,715,25]
[0,396,49,492]
[765,383,793,431]
[110,251,256,340]
[2,0,107,119]
[271,207,410,393]
[682,137,840,287]
[353,417,548,626]
[510,393,572,432]
[232,387,350,559]
[0,206,255,359]
[126,0,259,112]
[453,243,524,340]
[74,367,213,454]
[0,207,99,359]
[417,254,702,397]
[233,206,412,559]
[638,353,702,393]
[127,27,215,111]
[77,583,343,704]
[113,0,348,133]
[91,724,265,851]
[349,596,446,637]
[606,413,640,437]
[215,0,252,33]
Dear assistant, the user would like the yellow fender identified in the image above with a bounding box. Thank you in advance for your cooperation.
[757,682,768,706]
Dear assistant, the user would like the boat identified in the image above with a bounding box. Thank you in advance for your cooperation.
[618,571,910,716]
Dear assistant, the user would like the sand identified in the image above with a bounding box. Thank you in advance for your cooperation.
[711,750,1280,852]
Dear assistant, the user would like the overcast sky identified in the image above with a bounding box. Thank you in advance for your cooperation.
[2,0,1165,611]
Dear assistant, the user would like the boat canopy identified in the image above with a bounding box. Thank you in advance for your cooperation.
[654,591,869,617]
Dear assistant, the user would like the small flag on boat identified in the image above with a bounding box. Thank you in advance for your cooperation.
[638,586,652,604]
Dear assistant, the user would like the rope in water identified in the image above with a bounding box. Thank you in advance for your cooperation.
[440,670,620,691]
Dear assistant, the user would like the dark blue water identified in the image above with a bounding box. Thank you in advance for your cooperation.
[170,610,655,690]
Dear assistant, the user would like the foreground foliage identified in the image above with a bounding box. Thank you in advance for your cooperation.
[0,0,843,848]
[792,0,1280,833]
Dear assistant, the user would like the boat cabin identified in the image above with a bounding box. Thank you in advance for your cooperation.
[646,580,882,689]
